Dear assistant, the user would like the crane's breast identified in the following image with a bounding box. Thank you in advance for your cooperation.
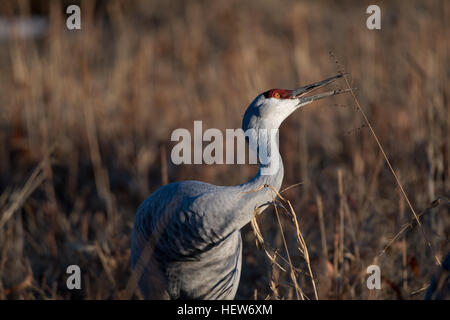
[173,231,242,299]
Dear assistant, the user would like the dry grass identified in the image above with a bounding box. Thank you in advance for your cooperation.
[0,0,449,299]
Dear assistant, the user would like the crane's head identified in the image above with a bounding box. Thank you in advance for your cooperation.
[243,73,350,130]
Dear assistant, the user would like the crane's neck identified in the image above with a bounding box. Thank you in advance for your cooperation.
[235,119,285,220]
[240,126,284,194]
[204,118,286,240]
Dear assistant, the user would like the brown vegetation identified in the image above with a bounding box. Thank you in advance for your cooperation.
[0,0,448,299]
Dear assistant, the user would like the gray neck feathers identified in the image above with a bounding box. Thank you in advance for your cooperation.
[202,113,286,242]
[241,110,285,193]
[224,114,285,232]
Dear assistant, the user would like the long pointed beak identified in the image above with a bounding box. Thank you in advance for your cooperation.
[291,73,351,105]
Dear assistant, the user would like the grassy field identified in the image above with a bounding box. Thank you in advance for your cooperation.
[0,0,448,299]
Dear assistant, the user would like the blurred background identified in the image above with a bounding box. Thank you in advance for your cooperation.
[0,0,448,299]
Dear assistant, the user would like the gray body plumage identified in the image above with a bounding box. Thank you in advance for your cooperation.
[130,74,346,299]
[131,160,283,299]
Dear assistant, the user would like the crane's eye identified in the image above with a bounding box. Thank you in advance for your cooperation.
[273,92,281,99]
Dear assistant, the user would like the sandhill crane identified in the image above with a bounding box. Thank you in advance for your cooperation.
[131,73,348,299]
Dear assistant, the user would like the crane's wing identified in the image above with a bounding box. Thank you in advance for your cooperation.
[131,180,247,299]
[131,179,255,260]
